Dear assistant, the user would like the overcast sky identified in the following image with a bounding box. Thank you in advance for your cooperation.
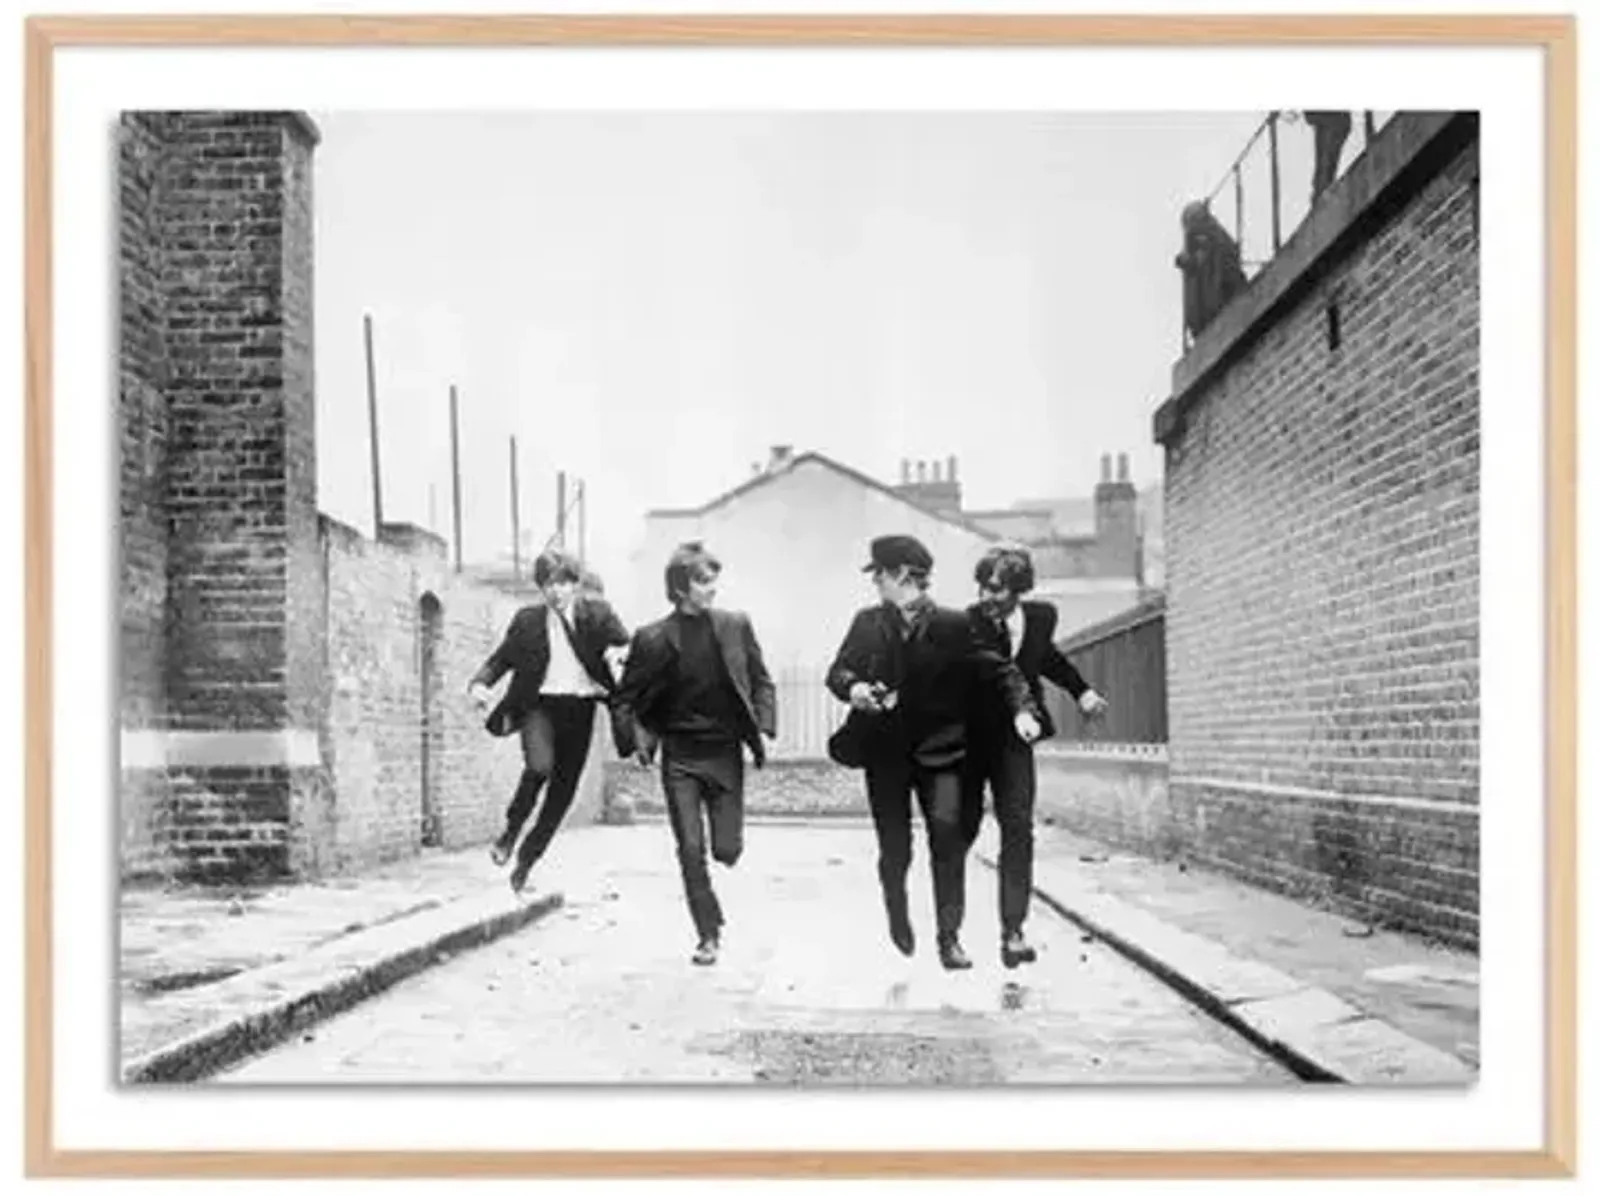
[308,110,1346,589]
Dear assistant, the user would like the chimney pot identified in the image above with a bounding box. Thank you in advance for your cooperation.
[900,458,910,483]
[917,460,928,483]
[947,454,958,482]
[1117,453,1130,482]
[931,460,942,482]
[1100,453,1112,483]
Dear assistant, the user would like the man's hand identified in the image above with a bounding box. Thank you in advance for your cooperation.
[848,682,882,713]
[1078,689,1110,720]
[1014,710,1042,744]
[468,682,492,712]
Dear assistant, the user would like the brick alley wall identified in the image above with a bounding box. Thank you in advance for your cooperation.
[1155,113,1479,946]
[118,115,173,872]
[118,111,324,881]
[118,112,610,884]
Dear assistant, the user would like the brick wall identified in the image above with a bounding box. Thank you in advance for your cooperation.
[160,112,317,734]
[118,115,173,872]
[118,111,617,883]
[609,759,867,819]
[1157,115,1479,946]
[119,112,323,881]
[314,518,612,875]
[1034,747,1175,856]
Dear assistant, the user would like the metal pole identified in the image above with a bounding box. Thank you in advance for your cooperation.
[1232,164,1244,249]
[363,314,384,534]
[556,470,567,549]
[509,436,521,580]
[448,384,463,573]
[1363,110,1377,143]
[576,479,586,563]
[1267,111,1282,253]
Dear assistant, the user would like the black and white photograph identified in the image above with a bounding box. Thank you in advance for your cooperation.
[114,105,1482,1090]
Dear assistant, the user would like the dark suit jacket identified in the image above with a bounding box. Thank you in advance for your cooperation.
[471,597,631,738]
[967,599,1090,746]
[611,607,777,767]
[826,600,1036,771]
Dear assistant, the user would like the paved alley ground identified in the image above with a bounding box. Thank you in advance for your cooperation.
[220,823,1295,1086]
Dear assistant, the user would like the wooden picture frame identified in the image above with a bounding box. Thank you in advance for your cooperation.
[24,12,1577,1179]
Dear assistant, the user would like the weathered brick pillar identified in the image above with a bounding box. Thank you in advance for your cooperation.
[118,115,174,874]
[121,112,324,882]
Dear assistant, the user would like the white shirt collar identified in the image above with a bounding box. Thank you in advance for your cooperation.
[1004,604,1026,657]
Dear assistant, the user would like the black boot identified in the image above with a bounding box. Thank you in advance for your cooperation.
[1001,930,1038,969]
[884,886,915,957]
[938,936,973,971]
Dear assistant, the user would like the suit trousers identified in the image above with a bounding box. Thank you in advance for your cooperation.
[501,696,598,869]
[865,758,969,941]
[962,735,1037,934]
[661,736,746,941]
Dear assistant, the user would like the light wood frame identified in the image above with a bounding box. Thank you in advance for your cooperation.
[23,12,1577,1179]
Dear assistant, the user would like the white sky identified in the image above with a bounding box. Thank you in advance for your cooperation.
[308,110,1349,589]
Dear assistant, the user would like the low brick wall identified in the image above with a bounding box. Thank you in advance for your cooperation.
[1173,780,1477,949]
[606,758,868,820]
[1032,744,1476,949]
[1033,745,1176,857]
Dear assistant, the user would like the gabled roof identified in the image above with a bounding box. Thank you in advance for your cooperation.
[646,450,1003,543]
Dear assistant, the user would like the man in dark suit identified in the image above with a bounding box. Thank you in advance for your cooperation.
[826,535,1040,970]
[963,544,1109,967]
[611,541,776,966]
[468,549,631,894]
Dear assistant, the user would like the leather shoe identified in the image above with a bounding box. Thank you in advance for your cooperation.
[1001,932,1038,969]
[509,861,530,894]
[692,937,720,966]
[938,938,973,971]
[489,835,514,867]
[887,908,916,957]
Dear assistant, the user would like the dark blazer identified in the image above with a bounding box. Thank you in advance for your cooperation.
[826,600,1036,771]
[611,607,778,767]
[471,597,631,738]
[967,599,1090,746]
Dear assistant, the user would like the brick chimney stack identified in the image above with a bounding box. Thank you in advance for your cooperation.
[893,454,963,516]
[1094,450,1139,578]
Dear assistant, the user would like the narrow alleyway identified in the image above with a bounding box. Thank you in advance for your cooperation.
[221,823,1295,1085]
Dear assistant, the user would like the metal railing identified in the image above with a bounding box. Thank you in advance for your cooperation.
[1200,110,1396,278]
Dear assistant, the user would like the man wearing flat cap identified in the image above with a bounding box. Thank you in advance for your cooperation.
[825,534,1041,970]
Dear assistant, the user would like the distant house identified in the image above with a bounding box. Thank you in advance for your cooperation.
[625,444,1151,664]
[962,453,1159,638]
[623,446,1002,667]
[995,480,1165,592]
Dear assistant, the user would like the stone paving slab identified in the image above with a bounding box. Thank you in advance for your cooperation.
[1023,822,1481,1066]
[122,890,563,1084]
[972,820,1479,1085]
[119,840,588,1069]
